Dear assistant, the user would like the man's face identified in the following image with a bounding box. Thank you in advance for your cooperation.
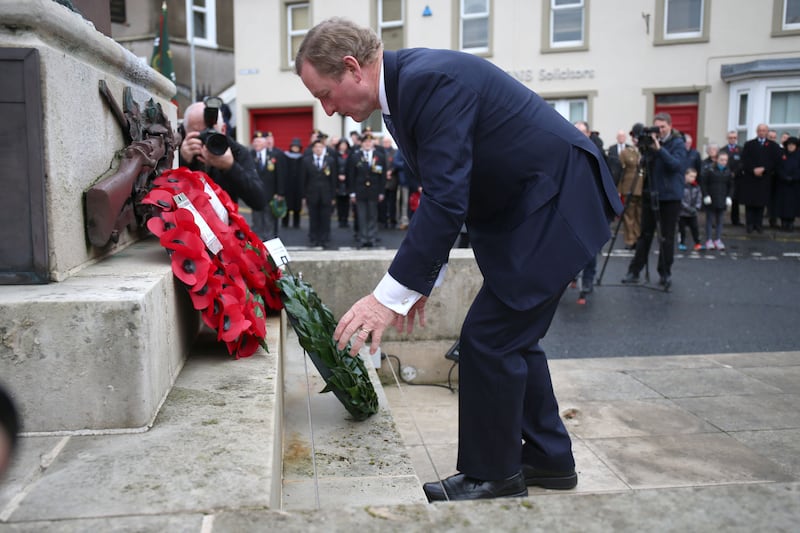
[252,137,266,151]
[756,124,769,139]
[300,61,375,122]
[264,135,275,149]
[312,142,325,156]
[727,132,738,145]
[654,119,671,138]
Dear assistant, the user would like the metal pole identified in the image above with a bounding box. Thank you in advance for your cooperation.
[187,0,196,102]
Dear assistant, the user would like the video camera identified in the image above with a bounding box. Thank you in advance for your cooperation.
[631,123,661,151]
[197,96,229,156]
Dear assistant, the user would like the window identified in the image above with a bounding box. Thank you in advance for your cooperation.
[785,0,800,28]
[541,0,588,53]
[110,0,126,24]
[665,0,702,38]
[379,0,405,51]
[551,0,584,47]
[460,0,490,54]
[737,92,749,129]
[773,0,800,36]
[286,3,310,68]
[654,0,709,45]
[546,97,587,123]
[769,89,800,131]
[187,0,217,48]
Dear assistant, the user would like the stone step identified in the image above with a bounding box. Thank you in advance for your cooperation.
[0,240,197,432]
[280,327,427,510]
[0,317,284,522]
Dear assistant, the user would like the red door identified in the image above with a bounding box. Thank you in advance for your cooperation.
[249,107,313,151]
[654,94,698,148]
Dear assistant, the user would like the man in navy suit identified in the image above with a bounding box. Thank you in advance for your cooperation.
[295,18,622,501]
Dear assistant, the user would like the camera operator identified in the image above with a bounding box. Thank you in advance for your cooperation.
[622,112,687,290]
[179,99,268,210]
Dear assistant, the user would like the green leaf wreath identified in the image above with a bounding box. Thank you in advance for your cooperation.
[278,274,379,421]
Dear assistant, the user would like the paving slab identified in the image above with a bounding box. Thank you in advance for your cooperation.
[585,433,794,489]
[674,393,800,431]
[737,365,800,393]
[730,429,800,478]
[550,368,663,401]
[561,398,717,439]
[707,351,799,368]
[548,353,724,372]
[627,367,784,398]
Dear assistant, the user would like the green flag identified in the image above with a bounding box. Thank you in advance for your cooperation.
[151,1,177,101]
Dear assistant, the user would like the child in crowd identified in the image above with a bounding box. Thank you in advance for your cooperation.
[699,151,734,250]
[678,167,704,251]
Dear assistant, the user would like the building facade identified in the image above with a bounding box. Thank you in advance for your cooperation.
[231,0,800,153]
[110,0,236,116]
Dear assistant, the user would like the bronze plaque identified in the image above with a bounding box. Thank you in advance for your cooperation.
[0,48,48,284]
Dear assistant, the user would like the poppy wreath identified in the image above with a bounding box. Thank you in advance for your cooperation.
[142,167,283,359]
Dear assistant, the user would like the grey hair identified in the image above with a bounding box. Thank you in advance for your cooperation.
[295,17,382,79]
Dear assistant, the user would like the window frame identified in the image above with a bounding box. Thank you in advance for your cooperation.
[378,0,405,51]
[654,0,710,46]
[541,0,589,54]
[284,2,310,70]
[458,0,491,55]
[767,87,800,133]
[772,0,800,36]
[187,0,218,49]
[544,96,589,124]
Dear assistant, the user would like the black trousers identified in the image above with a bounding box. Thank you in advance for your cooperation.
[457,284,573,480]
[745,205,765,230]
[678,215,700,245]
[628,198,681,278]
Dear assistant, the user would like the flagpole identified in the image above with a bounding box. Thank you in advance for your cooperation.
[187,0,197,103]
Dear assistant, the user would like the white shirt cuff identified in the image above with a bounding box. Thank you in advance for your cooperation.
[373,266,448,315]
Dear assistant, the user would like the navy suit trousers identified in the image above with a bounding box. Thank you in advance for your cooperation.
[456,283,574,480]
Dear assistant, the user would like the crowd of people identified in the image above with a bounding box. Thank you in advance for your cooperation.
[590,118,800,292]
[176,96,799,262]
[242,128,422,248]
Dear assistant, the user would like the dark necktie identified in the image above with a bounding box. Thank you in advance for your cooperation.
[383,114,396,139]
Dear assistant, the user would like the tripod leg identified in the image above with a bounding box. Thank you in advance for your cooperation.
[596,211,624,286]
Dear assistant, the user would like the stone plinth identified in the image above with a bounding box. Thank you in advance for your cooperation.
[0,241,197,432]
[0,0,178,281]
[0,1,189,432]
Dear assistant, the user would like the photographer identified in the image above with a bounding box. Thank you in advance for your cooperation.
[179,99,268,210]
[622,113,687,290]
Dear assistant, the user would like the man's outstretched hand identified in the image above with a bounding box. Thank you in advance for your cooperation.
[334,294,427,355]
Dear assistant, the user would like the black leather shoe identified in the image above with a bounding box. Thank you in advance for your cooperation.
[621,272,640,284]
[659,275,672,291]
[422,472,528,502]
[522,464,578,490]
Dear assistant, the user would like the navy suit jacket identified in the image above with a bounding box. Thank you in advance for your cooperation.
[383,49,622,311]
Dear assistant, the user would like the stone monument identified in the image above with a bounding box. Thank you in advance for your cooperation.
[0,0,196,432]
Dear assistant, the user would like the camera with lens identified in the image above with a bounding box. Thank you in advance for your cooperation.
[197,96,229,156]
[631,123,661,151]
